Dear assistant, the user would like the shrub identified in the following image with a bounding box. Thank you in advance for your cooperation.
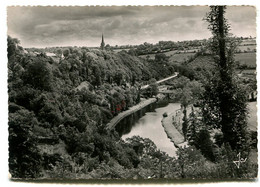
[163,112,168,117]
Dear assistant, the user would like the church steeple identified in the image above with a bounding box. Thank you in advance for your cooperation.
[100,33,105,50]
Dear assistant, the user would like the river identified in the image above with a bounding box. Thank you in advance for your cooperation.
[115,101,181,157]
[115,100,257,158]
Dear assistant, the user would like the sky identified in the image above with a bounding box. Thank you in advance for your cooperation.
[7,6,256,48]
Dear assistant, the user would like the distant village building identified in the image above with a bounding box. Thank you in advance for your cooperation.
[100,33,105,50]
[46,52,56,57]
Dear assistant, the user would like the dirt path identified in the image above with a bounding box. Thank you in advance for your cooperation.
[161,112,187,148]
[141,72,179,89]
[106,98,157,130]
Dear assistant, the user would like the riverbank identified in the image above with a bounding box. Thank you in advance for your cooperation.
[120,102,179,157]
[107,97,163,130]
[161,112,187,148]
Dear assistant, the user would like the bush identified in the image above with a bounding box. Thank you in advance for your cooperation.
[163,112,168,117]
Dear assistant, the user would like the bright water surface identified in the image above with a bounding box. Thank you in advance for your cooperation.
[116,101,181,157]
[116,101,257,157]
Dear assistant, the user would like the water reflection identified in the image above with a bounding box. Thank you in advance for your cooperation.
[116,100,181,157]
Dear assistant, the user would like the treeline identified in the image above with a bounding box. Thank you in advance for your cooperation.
[26,39,208,56]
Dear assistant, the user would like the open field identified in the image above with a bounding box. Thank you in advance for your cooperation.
[169,53,195,63]
[139,49,197,62]
[240,39,256,45]
[139,54,156,59]
[164,50,178,56]
[113,48,130,53]
[241,69,256,74]
[234,52,256,68]
[185,49,200,53]
[237,45,256,52]
[236,69,256,74]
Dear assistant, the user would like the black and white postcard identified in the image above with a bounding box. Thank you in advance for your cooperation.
[6,4,258,181]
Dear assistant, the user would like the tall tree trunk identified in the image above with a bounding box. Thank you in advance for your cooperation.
[218,6,227,71]
[217,6,234,148]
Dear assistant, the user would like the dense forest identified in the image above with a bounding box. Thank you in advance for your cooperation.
[8,6,257,180]
[8,35,185,179]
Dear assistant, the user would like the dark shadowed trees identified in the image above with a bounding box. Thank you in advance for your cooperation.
[202,6,248,151]
[8,36,22,59]
[9,109,42,178]
[23,58,54,91]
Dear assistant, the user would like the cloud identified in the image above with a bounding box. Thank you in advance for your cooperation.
[7,6,256,48]
[226,6,256,36]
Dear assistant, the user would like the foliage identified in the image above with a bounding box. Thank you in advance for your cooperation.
[7,13,257,179]
[142,78,159,97]
[175,146,207,178]
[8,36,23,58]
[182,107,188,139]
[202,6,249,151]
[155,53,169,63]
[8,35,180,178]
[186,107,199,145]
[175,145,257,179]
[9,109,42,178]
[148,80,159,97]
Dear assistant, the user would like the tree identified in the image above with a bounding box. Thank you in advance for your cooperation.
[180,87,192,139]
[114,70,124,86]
[149,81,158,96]
[196,129,215,161]
[128,48,137,56]
[131,74,136,86]
[23,58,53,91]
[182,107,188,139]
[105,44,111,50]
[55,48,62,58]
[186,107,215,161]
[176,146,206,178]
[9,109,42,178]
[155,53,168,63]
[63,49,70,58]
[203,6,248,151]
[143,78,158,97]
[8,36,22,59]
[92,65,102,86]
[186,107,199,145]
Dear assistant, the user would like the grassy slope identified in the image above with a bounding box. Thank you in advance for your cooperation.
[237,45,256,51]
[169,53,195,64]
[234,53,256,68]
[139,50,197,63]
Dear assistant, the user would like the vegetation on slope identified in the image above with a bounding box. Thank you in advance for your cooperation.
[8,7,258,178]
[8,35,180,179]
